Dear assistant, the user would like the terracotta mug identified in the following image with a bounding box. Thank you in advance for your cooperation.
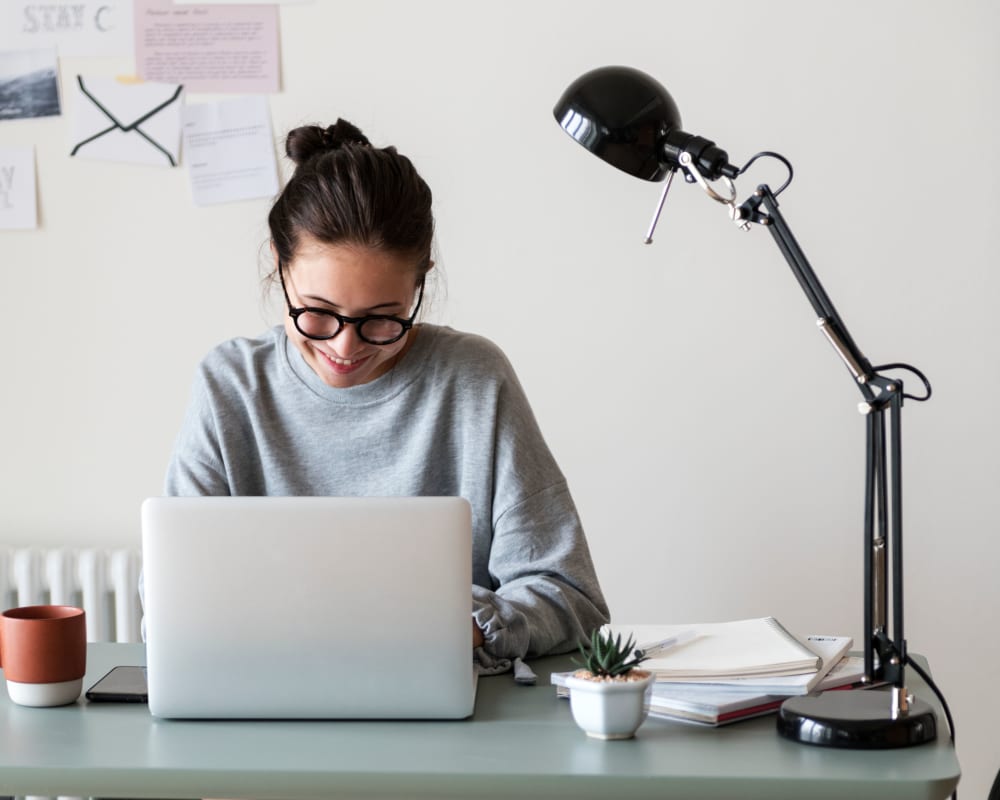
[0,605,87,707]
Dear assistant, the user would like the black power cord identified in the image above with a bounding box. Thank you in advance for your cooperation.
[871,362,933,402]
[905,654,957,799]
[736,150,795,195]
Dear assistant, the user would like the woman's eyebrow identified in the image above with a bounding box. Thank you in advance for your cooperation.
[300,293,404,312]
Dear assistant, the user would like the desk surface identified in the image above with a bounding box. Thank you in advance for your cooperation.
[0,643,960,800]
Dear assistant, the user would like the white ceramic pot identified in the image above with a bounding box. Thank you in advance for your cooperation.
[565,671,654,740]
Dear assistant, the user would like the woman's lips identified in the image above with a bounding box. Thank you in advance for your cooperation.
[318,349,369,375]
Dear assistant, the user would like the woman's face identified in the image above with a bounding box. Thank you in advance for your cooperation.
[281,237,424,389]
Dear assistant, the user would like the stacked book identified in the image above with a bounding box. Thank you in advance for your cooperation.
[553,617,866,726]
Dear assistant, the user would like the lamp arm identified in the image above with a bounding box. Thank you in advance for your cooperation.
[740,185,881,402]
[738,183,910,694]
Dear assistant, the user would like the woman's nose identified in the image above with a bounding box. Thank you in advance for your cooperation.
[330,321,364,355]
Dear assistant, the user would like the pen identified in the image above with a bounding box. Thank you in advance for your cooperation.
[633,629,697,660]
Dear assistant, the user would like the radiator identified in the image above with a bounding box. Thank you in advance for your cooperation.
[0,547,143,644]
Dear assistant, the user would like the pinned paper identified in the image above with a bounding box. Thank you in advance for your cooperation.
[182,95,278,206]
[1,2,135,58]
[172,1,311,4]
[0,146,38,230]
[172,0,311,3]
[69,75,183,167]
[134,0,280,94]
[0,47,60,121]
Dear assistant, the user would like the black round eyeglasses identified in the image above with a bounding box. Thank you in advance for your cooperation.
[279,263,424,346]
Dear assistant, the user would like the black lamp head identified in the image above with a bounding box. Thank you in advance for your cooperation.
[553,65,737,183]
[553,66,679,182]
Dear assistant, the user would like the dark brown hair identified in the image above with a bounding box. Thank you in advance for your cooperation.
[268,118,434,279]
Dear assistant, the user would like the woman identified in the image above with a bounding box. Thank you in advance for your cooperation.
[164,118,609,660]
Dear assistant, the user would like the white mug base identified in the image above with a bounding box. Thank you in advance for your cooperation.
[6,677,83,707]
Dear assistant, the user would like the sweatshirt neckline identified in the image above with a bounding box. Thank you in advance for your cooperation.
[280,324,436,405]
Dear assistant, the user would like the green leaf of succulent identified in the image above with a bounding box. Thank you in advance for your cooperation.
[572,628,650,677]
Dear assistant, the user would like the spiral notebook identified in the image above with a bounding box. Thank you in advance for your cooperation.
[614,617,821,681]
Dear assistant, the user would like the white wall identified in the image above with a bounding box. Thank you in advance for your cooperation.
[2,0,997,794]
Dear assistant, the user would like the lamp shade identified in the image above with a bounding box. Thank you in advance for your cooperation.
[553,65,680,182]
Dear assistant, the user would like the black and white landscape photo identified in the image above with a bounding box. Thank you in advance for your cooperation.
[0,47,61,121]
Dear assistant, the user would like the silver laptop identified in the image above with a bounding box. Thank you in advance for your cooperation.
[140,495,476,720]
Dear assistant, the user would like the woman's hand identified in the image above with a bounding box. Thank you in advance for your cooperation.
[472,619,485,649]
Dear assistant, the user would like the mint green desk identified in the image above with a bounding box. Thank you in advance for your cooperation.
[0,643,959,799]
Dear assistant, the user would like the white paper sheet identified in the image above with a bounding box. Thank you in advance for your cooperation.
[0,145,38,230]
[182,95,278,206]
[0,1,135,58]
[69,75,184,167]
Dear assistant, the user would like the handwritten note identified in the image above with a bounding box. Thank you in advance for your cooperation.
[0,146,38,230]
[134,0,280,94]
[182,95,279,206]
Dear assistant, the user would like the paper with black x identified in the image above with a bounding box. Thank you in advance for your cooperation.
[69,75,184,167]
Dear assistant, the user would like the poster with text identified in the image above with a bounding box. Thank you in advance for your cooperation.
[134,0,280,93]
[183,95,279,205]
[0,146,38,230]
[1,1,135,58]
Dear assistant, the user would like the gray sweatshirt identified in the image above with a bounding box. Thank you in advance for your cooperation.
[164,324,609,659]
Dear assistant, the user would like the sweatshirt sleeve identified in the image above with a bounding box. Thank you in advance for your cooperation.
[463,344,610,659]
[471,481,610,659]
[163,363,231,496]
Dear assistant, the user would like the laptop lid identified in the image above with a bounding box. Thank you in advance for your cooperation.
[141,495,475,720]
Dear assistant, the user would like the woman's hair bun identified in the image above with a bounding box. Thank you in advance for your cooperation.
[285,118,371,165]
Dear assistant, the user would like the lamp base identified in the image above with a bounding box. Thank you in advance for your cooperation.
[777,689,937,749]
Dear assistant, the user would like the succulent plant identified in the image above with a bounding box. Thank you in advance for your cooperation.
[574,628,649,678]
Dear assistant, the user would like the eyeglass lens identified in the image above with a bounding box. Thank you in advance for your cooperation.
[294,313,405,344]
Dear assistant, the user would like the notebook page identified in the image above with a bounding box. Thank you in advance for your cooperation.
[614,617,821,679]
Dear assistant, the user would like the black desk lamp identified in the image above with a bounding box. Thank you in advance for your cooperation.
[554,65,938,749]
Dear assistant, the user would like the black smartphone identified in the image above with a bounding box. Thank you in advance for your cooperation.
[85,665,149,703]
